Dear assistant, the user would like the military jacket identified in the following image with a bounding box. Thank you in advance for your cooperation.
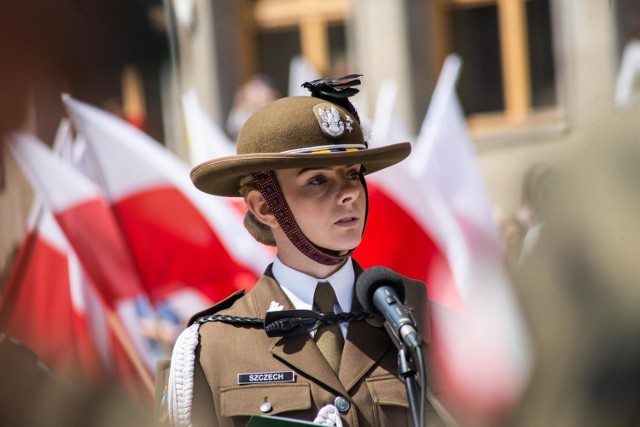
[186,263,439,427]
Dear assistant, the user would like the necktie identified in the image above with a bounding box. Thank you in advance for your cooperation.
[313,282,344,374]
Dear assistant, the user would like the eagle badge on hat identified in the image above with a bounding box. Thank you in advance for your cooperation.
[314,104,352,138]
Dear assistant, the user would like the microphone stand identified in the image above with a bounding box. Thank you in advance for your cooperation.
[397,344,424,427]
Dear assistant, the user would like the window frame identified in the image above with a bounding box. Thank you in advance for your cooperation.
[241,0,351,77]
[429,0,564,142]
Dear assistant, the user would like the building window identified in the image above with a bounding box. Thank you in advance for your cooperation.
[240,0,350,94]
[431,0,558,135]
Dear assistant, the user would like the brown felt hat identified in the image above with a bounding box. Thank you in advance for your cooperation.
[191,96,411,196]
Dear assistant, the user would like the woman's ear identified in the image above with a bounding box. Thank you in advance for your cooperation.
[245,190,278,228]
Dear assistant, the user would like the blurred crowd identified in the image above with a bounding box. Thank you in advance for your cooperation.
[0,332,156,427]
[500,106,640,426]
[501,162,556,275]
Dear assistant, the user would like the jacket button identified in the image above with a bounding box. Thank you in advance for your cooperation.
[334,396,350,413]
[260,402,272,413]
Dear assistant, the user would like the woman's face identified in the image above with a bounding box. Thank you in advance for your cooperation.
[275,164,366,254]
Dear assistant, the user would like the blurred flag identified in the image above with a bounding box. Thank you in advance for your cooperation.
[409,55,531,422]
[6,132,155,397]
[181,89,235,166]
[288,55,320,97]
[370,79,413,149]
[0,205,108,382]
[357,57,531,422]
[354,78,459,311]
[62,95,271,323]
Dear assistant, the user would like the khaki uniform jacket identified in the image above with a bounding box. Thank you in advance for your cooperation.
[188,262,439,427]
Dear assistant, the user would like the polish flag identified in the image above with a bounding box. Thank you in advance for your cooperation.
[0,204,108,382]
[355,79,461,312]
[181,89,235,166]
[7,133,155,396]
[288,55,320,97]
[359,58,531,423]
[62,95,272,322]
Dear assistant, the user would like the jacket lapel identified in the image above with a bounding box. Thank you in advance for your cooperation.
[248,269,348,396]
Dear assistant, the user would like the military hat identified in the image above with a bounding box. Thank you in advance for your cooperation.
[191,78,411,197]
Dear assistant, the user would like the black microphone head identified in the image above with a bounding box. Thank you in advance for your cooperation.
[356,266,406,315]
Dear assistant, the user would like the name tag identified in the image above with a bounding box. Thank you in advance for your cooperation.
[237,371,296,385]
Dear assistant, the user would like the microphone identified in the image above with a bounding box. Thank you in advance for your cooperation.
[356,267,422,349]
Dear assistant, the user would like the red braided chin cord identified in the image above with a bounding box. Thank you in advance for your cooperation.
[252,171,354,266]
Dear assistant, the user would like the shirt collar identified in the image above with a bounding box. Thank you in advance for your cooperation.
[272,256,354,313]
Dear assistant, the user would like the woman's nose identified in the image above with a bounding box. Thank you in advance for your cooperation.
[338,178,360,204]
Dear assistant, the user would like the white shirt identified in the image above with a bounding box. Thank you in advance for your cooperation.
[272,256,354,338]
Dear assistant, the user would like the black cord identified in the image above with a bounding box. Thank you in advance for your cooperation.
[412,345,427,427]
[195,314,263,326]
[194,310,375,338]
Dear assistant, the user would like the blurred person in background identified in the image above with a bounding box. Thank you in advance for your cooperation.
[517,163,556,267]
[509,106,640,427]
[226,74,281,140]
[500,216,527,275]
[0,332,154,427]
[501,162,555,274]
[615,0,640,107]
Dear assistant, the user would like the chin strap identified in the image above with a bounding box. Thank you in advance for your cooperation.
[252,171,354,265]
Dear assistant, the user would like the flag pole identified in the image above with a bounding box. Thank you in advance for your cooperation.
[105,309,155,396]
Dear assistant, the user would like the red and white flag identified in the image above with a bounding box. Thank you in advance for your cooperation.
[181,89,236,166]
[7,133,155,396]
[370,79,413,151]
[62,95,271,323]
[360,56,531,423]
[355,78,460,311]
[288,55,320,97]
[0,204,108,382]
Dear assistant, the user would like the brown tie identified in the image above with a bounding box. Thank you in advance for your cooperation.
[313,282,345,374]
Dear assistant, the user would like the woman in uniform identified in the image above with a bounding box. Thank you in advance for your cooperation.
[167,76,441,427]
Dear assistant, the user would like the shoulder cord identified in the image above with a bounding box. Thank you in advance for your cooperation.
[195,309,374,337]
[168,323,199,427]
[194,314,263,326]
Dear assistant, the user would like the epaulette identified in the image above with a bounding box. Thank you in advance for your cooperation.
[187,289,245,326]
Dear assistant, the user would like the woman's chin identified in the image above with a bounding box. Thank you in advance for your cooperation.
[330,240,361,256]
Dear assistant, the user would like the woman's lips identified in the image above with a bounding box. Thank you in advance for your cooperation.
[335,216,358,227]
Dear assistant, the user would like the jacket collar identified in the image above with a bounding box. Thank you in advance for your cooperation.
[248,263,393,395]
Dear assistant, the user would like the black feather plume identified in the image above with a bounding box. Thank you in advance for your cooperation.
[302,74,362,123]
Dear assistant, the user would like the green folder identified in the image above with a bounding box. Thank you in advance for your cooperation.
[246,415,321,426]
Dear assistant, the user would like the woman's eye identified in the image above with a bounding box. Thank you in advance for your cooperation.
[308,176,328,186]
[348,171,361,180]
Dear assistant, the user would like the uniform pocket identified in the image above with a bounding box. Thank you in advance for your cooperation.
[366,375,410,427]
[367,375,409,407]
[219,383,311,417]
